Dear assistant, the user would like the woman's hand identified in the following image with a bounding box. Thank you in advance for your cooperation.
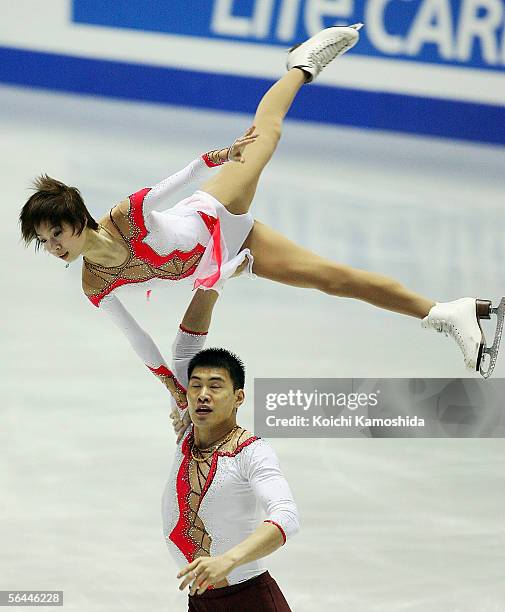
[177,554,235,595]
[169,408,191,444]
[205,127,258,165]
[226,126,259,163]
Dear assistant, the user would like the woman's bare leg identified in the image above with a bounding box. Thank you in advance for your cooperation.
[243,221,435,318]
[200,69,305,215]
[200,69,433,318]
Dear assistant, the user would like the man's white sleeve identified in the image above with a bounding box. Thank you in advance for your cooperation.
[245,440,300,543]
[170,327,207,417]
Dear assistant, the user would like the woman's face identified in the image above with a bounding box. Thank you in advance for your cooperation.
[35,220,87,263]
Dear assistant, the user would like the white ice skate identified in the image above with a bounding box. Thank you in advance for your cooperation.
[286,23,363,83]
[422,297,505,378]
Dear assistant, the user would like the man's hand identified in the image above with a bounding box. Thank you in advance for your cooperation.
[169,408,191,444]
[177,554,235,595]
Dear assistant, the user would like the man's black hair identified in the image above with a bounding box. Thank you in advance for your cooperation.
[187,348,245,390]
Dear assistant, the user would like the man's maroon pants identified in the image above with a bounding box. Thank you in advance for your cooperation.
[188,571,291,611]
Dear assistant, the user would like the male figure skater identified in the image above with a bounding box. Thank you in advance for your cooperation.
[163,289,299,611]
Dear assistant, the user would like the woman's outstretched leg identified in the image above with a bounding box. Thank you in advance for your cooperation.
[202,24,361,214]
[201,69,305,215]
[243,221,435,318]
[245,221,505,375]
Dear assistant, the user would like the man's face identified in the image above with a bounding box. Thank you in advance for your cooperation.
[187,366,244,426]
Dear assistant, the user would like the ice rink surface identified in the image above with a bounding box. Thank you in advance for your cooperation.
[1,84,505,611]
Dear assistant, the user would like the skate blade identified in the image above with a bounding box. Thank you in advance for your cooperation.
[479,297,505,379]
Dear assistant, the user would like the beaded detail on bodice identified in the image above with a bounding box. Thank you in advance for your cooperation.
[82,189,217,307]
[169,427,258,588]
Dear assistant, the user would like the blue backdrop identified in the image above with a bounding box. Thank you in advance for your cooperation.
[1,1,504,145]
[73,0,505,72]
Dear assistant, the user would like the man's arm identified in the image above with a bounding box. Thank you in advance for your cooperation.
[177,440,300,594]
[177,522,284,595]
[180,289,219,334]
[170,289,219,441]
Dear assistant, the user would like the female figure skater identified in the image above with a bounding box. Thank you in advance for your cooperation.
[19,25,503,408]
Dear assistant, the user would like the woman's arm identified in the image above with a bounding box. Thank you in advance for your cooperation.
[99,294,187,410]
[142,127,258,214]
[143,156,221,214]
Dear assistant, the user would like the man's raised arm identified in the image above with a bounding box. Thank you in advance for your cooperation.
[170,289,219,442]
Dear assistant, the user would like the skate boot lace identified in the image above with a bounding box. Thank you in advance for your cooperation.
[308,37,354,71]
[431,319,471,366]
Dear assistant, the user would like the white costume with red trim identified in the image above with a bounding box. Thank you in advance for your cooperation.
[81,156,254,407]
[162,328,300,586]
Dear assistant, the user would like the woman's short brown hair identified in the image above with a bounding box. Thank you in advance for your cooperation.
[19,174,99,251]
